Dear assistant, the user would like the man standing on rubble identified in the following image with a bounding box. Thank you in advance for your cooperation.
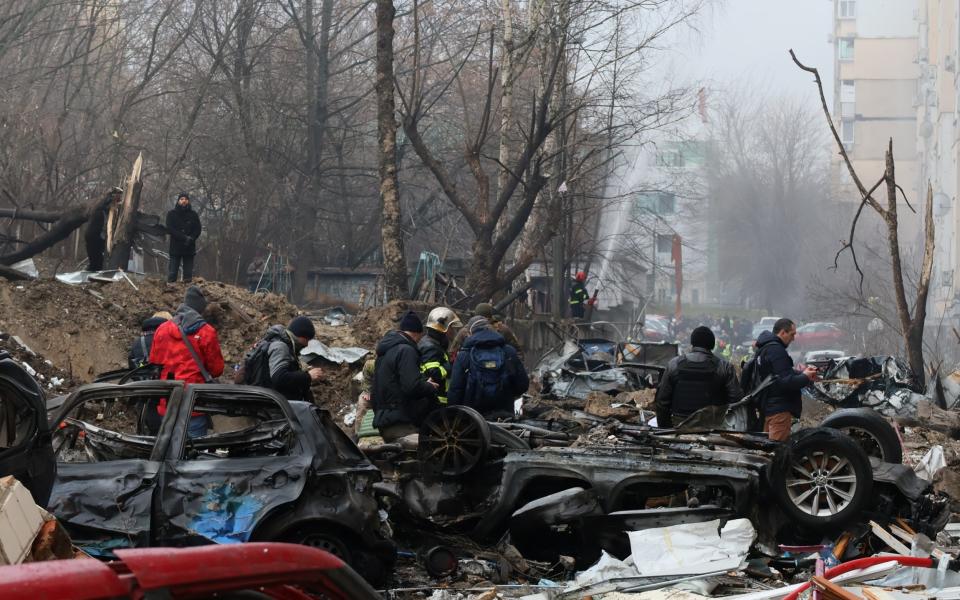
[655,326,741,428]
[448,316,529,417]
[450,303,522,362]
[569,271,594,319]
[419,307,462,405]
[149,286,224,437]
[371,311,441,442]
[166,192,202,282]
[754,318,818,441]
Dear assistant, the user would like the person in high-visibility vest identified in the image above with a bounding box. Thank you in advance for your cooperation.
[569,271,592,319]
[419,307,462,404]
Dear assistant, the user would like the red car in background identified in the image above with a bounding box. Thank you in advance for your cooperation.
[794,322,845,350]
[0,543,380,600]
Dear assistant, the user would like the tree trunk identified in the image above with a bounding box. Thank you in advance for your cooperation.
[107,153,144,270]
[0,193,115,266]
[376,0,408,300]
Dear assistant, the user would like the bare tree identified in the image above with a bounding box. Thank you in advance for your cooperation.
[791,50,935,384]
[377,0,408,299]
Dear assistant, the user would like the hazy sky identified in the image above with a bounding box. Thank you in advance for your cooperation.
[672,0,835,103]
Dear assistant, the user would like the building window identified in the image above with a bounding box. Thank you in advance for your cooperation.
[838,38,854,61]
[841,119,855,145]
[841,80,855,102]
[839,0,856,19]
[657,192,675,215]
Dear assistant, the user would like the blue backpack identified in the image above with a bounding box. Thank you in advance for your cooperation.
[465,345,510,408]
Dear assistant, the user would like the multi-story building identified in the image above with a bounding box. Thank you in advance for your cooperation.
[916,0,960,317]
[831,0,921,231]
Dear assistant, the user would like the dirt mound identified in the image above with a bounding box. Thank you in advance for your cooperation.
[350,300,435,347]
[0,277,298,382]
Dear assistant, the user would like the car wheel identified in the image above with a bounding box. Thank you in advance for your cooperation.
[286,526,353,564]
[419,405,491,476]
[821,408,902,464]
[770,428,872,529]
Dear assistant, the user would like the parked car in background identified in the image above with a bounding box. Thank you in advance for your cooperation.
[751,316,781,341]
[0,543,380,600]
[643,314,671,342]
[795,322,845,351]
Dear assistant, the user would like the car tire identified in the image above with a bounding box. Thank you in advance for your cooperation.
[284,525,353,564]
[821,408,902,464]
[419,406,491,476]
[769,428,873,530]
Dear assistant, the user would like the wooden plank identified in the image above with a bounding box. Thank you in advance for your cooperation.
[811,576,863,600]
[869,520,911,555]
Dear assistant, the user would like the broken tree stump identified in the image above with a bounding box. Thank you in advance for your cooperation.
[107,153,144,270]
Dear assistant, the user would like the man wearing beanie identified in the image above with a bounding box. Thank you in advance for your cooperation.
[371,310,441,441]
[654,325,741,429]
[253,315,324,402]
[149,286,224,437]
[449,302,523,362]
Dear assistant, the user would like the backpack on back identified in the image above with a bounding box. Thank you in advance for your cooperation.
[465,345,510,409]
[235,339,273,387]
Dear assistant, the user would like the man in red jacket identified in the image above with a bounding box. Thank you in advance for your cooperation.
[149,286,224,437]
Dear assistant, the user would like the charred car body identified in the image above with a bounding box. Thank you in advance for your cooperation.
[46,380,394,583]
[374,405,949,565]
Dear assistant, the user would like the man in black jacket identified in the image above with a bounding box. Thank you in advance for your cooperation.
[655,326,741,428]
[755,318,818,441]
[84,188,123,271]
[371,311,440,442]
[263,316,324,401]
[166,192,202,282]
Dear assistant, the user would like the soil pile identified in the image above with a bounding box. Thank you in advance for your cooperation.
[0,277,298,381]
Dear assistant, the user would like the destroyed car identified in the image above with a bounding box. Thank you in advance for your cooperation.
[375,406,949,566]
[45,380,394,584]
[0,350,55,507]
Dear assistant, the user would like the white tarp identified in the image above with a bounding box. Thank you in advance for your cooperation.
[914,445,946,481]
[300,339,369,365]
[629,518,755,577]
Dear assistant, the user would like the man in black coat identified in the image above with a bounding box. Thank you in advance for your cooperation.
[655,326,741,428]
[371,311,440,442]
[84,188,123,271]
[166,192,202,282]
[755,318,818,441]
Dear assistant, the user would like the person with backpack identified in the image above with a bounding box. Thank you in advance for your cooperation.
[751,318,819,441]
[148,286,224,438]
[371,311,440,442]
[128,311,172,370]
[449,302,522,362]
[654,326,741,428]
[447,316,528,417]
[419,307,462,405]
[242,316,323,401]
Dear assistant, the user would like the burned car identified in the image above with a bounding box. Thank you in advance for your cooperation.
[0,350,55,506]
[46,380,394,583]
[374,405,949,565]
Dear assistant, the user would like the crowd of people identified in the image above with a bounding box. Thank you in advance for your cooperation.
[132,289,531,443]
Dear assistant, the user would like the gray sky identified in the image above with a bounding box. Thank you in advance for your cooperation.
[674,0,835,103]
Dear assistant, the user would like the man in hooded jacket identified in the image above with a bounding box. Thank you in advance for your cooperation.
[448,316,528,417]
[261,316,324,401]
[754,318,818,441]
[149,286,224,437]
[371,311,440,442]
[166,192,203,282]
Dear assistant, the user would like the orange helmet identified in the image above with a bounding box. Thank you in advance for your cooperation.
[575,271,587,282]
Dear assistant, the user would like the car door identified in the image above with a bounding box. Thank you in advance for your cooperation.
[156,384,311,546]
[47,381,182,556]
[0,351,55,507]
